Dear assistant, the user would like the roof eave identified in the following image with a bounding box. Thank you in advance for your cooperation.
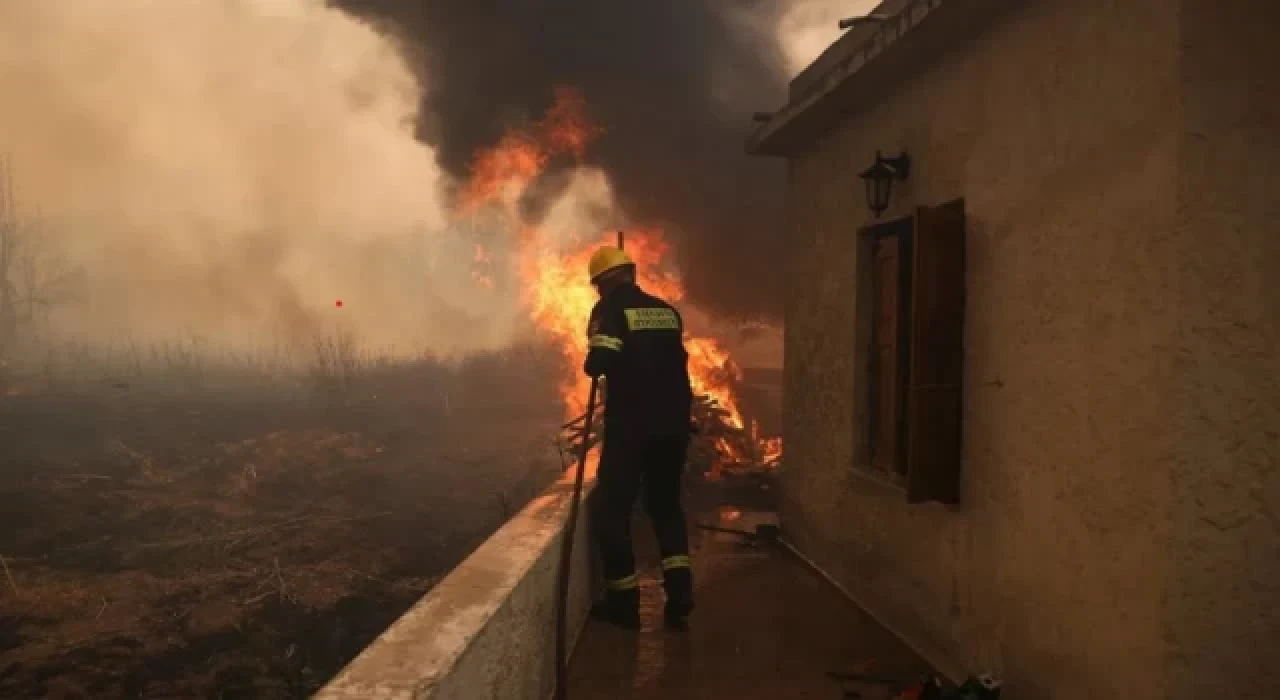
[747,0,983,158]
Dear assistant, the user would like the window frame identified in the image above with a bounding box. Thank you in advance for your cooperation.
[853,199,966,505]
[858,216,915,483]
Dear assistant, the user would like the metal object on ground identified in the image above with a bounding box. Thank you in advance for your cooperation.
[829,671,1001,700]
[695,522,782,542]
[829,671,944,696]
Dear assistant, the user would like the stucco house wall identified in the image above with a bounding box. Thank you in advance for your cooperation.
[1165,1,1280,695]
[772,0,1277,697]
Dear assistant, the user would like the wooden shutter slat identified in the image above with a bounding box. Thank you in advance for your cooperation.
[905,198,966,504]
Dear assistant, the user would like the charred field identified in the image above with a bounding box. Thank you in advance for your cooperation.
[0,339,568,698]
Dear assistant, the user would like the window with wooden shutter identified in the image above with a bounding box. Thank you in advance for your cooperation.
[904,199,966,505]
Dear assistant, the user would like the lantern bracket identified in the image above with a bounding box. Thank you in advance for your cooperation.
[858,150,911,218]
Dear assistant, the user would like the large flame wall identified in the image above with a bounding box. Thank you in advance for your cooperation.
[453,88,776,462]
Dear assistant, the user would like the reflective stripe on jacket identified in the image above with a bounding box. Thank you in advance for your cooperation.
[583,283,693,438]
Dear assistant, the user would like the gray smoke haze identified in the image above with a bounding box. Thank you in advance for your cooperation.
[336,0,792,321]
[0,0,532,357]
[0,0,802,375]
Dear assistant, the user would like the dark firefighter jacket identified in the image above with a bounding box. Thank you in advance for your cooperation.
[583,283,694,439]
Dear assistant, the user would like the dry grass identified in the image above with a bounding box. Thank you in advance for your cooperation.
[0,332,568,698]
[0,330,565,403]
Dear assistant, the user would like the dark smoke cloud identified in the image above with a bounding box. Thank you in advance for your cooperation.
[336,0,791,321]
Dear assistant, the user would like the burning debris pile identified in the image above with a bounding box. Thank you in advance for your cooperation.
[457,88,783,474]
[690,395,782,475]
[558,390,782,478]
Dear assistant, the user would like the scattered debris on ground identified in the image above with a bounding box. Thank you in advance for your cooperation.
[830,668,1004,700]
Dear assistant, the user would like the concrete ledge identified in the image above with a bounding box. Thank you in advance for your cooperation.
[314,473,596,700]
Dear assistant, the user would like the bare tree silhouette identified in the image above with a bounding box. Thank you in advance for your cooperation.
[0,156,86,354]
[0,155,19,347]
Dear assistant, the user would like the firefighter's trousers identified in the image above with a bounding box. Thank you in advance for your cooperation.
[589,431,692,599]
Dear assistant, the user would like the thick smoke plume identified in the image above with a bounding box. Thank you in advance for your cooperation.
[0,0,532,355]
[337,0,793,321]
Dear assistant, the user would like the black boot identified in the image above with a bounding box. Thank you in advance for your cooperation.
[590,588,640,630]
[662,567,694,627]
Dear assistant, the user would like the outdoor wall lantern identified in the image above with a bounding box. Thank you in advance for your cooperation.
[859,150,911,218]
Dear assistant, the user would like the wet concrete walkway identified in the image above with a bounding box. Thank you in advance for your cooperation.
[566,508,933,700]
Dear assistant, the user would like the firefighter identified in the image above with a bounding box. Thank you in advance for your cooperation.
[582,245,695,629]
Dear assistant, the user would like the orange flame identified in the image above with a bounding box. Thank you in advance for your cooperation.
[453,87,780,464]
[540,86,604,160]
[761,437,783,463]
[458,132,546,214]
[457,86,602,214]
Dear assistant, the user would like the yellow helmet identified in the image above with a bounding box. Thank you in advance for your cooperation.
[587,246,634,282]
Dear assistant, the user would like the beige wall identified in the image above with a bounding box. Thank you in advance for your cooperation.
[1166,1,1280,696]
[781,0,1276,696]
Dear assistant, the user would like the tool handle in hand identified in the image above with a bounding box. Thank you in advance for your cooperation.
[553,376,599,700]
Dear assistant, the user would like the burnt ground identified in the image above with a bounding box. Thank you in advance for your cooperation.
[0,357,566,699]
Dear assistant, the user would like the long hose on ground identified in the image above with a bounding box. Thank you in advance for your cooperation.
[553,375,599,700]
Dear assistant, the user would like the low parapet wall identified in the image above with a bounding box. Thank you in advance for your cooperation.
[314,474,595,700]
